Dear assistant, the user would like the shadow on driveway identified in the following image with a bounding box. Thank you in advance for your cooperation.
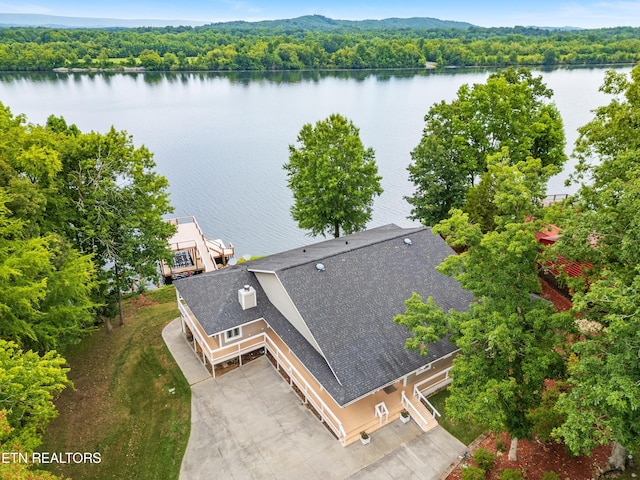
[163,318,466,480]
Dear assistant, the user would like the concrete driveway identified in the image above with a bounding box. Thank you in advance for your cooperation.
[163,318,466,480]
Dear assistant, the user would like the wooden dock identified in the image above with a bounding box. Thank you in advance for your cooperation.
[160,216,234,283]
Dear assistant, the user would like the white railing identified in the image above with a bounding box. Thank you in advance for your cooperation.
[178,300,212,364]
[413,386,441,419]
[543,193,569,206]
[414,366,453,397]
[179,301,264,366]
[169,216,218,272]
[263,334,347,445]
[177,301,347,445]
[375,402,389,426]
[401,391,429,430]
[169,238,197,252]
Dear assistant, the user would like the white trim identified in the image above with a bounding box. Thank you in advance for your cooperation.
[207,317,264,337]
[225,326,242,341]
[415,364,431,375]
[246,268,276,274]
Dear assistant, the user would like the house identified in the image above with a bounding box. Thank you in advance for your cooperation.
[174,224,474,446]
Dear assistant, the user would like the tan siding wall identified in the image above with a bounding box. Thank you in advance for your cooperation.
[405,351,457,385]
[218,319,268,348]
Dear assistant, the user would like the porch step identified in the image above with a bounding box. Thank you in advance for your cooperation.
[344,404,407,446]
[408,396,438,433]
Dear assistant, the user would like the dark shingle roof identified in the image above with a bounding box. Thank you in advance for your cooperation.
[248,224,422,272]
[175,225,474,406]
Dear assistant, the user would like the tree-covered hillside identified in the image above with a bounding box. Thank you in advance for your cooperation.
[209,14,473,31]
[0,19,638,71]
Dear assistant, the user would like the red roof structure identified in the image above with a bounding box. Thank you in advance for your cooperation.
[536,224,591,279]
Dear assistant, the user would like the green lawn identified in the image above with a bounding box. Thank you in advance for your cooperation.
[428,389,486,446]
[39,287,190,480]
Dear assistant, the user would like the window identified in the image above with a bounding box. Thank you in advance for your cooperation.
[225,327,241,341]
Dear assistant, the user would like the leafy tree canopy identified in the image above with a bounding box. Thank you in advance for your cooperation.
[284,113,383,238]
[407,67,565,226]
[1,23,640,71]
[0,340,71,451]
[551,65,640,455]
[0,106,97,351]
[396,153,574,460]
[45,116,176,323]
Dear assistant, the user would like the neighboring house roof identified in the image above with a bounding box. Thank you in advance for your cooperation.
[535,224,592,279]
[175,224,474,407]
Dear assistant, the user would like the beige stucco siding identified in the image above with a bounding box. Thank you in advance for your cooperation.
[403,351,457,390]
[217,318,267,348]
[254,271,323,355]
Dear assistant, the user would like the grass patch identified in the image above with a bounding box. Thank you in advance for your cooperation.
[39,286,190,480]
[429,389,486,445]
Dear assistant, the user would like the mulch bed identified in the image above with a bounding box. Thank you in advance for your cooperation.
[447,432,611,480]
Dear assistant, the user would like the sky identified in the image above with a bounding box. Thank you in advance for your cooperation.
[2,1,640,29]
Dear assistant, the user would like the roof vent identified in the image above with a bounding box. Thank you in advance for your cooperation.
[238,285,257,310]
[404,238,413,246]
[316,263,325,272]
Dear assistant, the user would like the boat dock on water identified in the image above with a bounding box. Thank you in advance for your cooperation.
[160,216,234,284]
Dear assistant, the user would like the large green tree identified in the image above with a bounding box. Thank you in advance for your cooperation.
[46,118,176,325]
[551,66,640,456]
[396,154,574,460]
[284,113,383,238]
[0,105,97,351]
[406,67,566,226]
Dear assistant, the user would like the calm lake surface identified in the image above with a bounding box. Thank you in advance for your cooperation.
[0,66,631,257]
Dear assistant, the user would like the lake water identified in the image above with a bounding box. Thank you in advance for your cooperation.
[0,66,631,257]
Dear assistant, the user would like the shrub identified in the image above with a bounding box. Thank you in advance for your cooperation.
[496,436,506,453]
[541,472,560,480]
[499,469,524,480]
[461,466,486,480]
[474,447,496,470]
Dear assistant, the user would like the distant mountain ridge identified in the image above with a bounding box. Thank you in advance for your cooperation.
[0,13,207,28]
[210,14,474,30]
[0,13,473,30]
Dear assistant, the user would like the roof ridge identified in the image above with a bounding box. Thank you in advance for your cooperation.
[248,224,427,273]
[278,226,427,272]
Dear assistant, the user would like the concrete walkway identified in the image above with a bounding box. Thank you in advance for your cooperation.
[163,318,466,480]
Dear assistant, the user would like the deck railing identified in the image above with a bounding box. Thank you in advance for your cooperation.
[543,193,569,206]
[413,385,441,419]
[177,299,347,445]
[263,333,347,445]
[401,391,429,430]
[178,299,212,363]
[168,216,218,272]
[414,366,453,397]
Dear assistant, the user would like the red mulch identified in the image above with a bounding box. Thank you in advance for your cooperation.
[447,282,610,479]
[447,432,611,480]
